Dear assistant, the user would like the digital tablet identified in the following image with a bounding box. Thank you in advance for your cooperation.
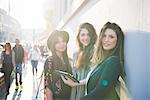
[54,70,80,83]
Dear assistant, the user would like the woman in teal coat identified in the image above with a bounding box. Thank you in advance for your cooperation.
[81,22,125,100]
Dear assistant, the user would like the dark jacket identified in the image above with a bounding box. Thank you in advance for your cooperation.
[13,45,24,63]
[81,56,121,100]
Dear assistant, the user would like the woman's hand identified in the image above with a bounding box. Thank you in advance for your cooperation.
[44,87,53,100]
[61,75,81,87]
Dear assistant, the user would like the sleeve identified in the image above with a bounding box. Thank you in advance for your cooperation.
[22,46,25,58]
[44,57,54,88]
[20,45,25,62]
[81,57,121,99]
[38,49,41,60]
[44,59,49,88]
[12,50,16,69]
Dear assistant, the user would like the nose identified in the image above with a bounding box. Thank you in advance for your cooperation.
[104,36,109,42]
[84,35,89,40]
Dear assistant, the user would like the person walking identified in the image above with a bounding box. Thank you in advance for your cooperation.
[0,43,14,98]
[13,39,24,90]
[29,44,41,76]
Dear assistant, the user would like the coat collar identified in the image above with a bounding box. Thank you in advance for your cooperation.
[90,56,118,77]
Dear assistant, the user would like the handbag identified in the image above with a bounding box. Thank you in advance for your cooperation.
[115,76,131,100]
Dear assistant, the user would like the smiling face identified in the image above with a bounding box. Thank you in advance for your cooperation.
[102,28,117,51]
[55,37,67,53]
[79,28,91,47]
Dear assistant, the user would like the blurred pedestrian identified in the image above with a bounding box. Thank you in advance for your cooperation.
[13,39,24,90]
[29,44,41,76]
[0,43,15,97]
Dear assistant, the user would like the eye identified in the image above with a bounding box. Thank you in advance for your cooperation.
[109,35,114,38]
[80,33,85,37]
[103,34,106,38]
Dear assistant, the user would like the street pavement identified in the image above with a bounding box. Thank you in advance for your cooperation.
[6,60,45,100]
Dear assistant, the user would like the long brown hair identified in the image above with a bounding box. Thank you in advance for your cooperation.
[47,30,71,72]
[4,42,12,53]
[92,22,125,77]
[76,23,97,69]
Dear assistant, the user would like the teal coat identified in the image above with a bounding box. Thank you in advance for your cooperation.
[81,56,121,100]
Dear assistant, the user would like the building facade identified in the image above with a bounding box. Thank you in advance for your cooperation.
[0,8,21,42]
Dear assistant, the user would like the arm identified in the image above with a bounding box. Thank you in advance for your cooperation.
[44,57,54,87]
[12,50,16,71]
[20,45,25,63]
[45,87,53,100]
[44,58,54,100]
[61,75,86,87]
[81,57,121,99]
[44,59,49,87]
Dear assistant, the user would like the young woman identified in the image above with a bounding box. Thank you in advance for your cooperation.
[81,22,125,100]
[61,23,97,100]
[44,30,72,100]
[29,44,41,76]
[0,43,14,97]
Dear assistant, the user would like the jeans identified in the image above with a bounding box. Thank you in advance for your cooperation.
[31,60,38,75]
[15,63,22,86]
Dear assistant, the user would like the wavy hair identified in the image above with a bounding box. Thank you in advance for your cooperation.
[76,23,97,69]
[92,22,125,77]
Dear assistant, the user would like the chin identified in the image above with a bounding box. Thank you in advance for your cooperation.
[103,47,112,50]
[84,44,89,47]
[60,49,66,52]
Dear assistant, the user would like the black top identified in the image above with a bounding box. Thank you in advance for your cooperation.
[81,56,121,100]
[44,56,72,100]
[1,51,13,73]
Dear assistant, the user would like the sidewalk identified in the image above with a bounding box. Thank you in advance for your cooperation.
[6,61,44,100]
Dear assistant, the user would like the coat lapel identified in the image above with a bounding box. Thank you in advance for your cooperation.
[90,56,117,77]
[90,63,103,76]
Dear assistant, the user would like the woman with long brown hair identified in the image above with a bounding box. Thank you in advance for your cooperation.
[0,43,14,97]
[61,23,97,100]
[44,30,72,100]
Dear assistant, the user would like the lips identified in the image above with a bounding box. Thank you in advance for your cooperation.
[103,43,110,47]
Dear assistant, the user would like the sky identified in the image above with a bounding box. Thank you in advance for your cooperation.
[0,0,46,29]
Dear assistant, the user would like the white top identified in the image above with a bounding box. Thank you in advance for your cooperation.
[85,64,97,95]
[29,49,41,61]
